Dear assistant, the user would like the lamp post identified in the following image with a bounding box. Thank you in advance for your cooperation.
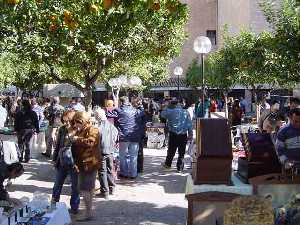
[193,36,212,118]
[174,66,183,98]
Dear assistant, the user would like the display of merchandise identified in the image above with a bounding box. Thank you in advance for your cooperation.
[184,139,196,169]
[274,194,300,225]
[232,150,246,171]
[237,133,281,183]
[282,160,300,182]
[224,196,274,225]
[146,123,165,149]
[0,127,15,135]
[0,192,59,225]
[16,215,50,225]
[0,200,15,214]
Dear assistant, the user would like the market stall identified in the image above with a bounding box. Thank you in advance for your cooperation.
[186,172,253,225]
[146,122,165,149]
[186,118,300,225]
[0,202,71,225]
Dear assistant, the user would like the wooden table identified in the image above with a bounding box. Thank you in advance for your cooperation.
[185,174,253,225]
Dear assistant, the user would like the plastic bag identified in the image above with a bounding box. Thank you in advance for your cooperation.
[0,141,19,164]
[29,192,50,211]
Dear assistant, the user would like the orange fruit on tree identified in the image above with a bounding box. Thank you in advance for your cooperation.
[64,17,71,25]
[63,10,72,18]
[151,2,160,11]
[103,0,113,10]
[49,24,57,32]
[90,4,99,13]
[166,1,177,13]
[49,15,57,21]
[68,21,79,30]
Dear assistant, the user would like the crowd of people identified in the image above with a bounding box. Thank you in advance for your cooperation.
[1,93,300,221]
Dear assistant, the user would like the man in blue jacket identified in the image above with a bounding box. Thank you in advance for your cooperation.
[114,96,145,179]
[161,99,193,172]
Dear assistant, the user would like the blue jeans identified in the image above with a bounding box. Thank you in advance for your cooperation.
[52,166,80,210]
[119,142,139,178]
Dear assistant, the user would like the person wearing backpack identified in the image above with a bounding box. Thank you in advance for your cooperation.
[14,99,39,162]
[43,97,65,158]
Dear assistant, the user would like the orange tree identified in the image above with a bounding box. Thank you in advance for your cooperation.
[0,0,188,108]
[260,0,300,83]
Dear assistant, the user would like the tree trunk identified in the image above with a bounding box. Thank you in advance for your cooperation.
[223,91,229,119]
[83,87,93,112]
[251,87,259,123]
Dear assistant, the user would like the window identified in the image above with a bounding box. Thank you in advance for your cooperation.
[206,30,217,45]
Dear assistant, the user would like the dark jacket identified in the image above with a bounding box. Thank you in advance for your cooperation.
[53,125,75,168]
[105,107,118,125]
[114,104,145,142]
[0,162,9,200]
[14,109,39,133]
[44,103,65,127]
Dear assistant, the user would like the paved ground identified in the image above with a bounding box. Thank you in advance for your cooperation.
[8,148,189,225]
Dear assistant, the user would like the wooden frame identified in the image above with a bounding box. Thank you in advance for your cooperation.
[186,192,242,225]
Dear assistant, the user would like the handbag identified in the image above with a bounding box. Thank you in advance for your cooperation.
[59,134,74,168]
[61,146,74,167]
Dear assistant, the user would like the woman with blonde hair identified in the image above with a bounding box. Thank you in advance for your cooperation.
[72,111,101,221]
[104,99,117,124]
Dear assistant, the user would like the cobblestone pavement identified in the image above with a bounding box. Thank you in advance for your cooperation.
[8,148,188,225]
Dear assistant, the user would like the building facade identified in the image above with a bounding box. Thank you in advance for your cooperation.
[169,0,274,78]
[154,0,280,102]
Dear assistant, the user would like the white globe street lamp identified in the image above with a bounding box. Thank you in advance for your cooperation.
[118,75,128,87]
[128,76,142,87]
[108,78,119,88]
[174,66,183,98]
[108,75,143,107]
[193,36,212,118]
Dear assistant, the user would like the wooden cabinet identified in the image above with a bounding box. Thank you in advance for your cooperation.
[193,119,232,185]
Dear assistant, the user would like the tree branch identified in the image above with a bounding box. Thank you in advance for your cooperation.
[90,56,112,84]
[48,65,85,92]
[89,57,103,83]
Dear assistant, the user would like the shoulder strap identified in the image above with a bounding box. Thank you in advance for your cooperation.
[0,140,4,160]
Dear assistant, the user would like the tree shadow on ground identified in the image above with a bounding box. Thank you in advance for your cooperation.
[116,155,190,194]
[13,150,188,197]
[19,153,190,194]
[73,199,186,225]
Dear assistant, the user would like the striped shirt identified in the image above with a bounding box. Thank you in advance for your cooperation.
[275,124,300,160]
